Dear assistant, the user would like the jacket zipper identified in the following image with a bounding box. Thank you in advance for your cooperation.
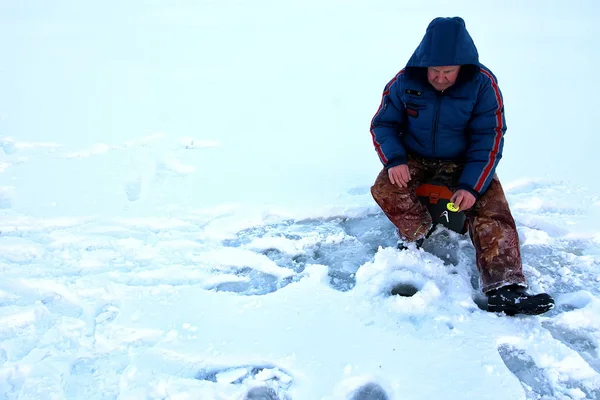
[432,91,443,157]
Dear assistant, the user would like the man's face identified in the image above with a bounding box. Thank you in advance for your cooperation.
[427,66,461,91]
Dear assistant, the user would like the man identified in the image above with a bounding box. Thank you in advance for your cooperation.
[369,16,554,316]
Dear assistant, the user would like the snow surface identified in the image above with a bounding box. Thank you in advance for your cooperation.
[2,1,600,399]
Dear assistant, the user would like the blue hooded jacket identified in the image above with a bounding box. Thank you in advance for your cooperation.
[370,17,506,197]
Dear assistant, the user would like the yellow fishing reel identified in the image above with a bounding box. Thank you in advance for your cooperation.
[446,202,460,212]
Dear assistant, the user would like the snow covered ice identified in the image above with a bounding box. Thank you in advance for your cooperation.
[1,137,600,399]
[2,1,600,399]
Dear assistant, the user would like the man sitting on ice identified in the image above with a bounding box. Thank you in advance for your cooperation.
[369,16,554,316]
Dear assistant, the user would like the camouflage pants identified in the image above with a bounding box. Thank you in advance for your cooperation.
[370,156,526,293]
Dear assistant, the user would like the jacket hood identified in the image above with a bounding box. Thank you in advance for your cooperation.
[406,17,480,68]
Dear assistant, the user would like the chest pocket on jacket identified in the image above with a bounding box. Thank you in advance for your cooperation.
[405,101,426,118]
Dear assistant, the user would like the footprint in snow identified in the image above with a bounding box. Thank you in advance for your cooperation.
[0,187,13,209]
[542,321,600,373]
[349,382,389,400]
[64,354,129,398]
[39,294,83,319]
[346,186,370,196]
[94,303,120,326]
[212,267,292,296]
[0,138,16,155]
[124,175,142,202]
[498,344,555,399]
[498,344,600,399]
[244,386,280,400]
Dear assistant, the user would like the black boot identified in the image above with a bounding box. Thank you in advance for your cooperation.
[397,237,425,251]
[396,225,435,251]
[487,284,554,316]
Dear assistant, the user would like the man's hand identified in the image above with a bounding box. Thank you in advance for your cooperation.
[450,189,476,211]
[388,165,411,187]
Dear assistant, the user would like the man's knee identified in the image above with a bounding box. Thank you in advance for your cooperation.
[371,169,394,200]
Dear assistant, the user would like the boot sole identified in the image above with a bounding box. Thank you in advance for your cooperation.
[487,300,555,316]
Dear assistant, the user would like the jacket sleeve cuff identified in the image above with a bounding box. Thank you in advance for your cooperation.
[385,156,407,170]
[457,184,480,201]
